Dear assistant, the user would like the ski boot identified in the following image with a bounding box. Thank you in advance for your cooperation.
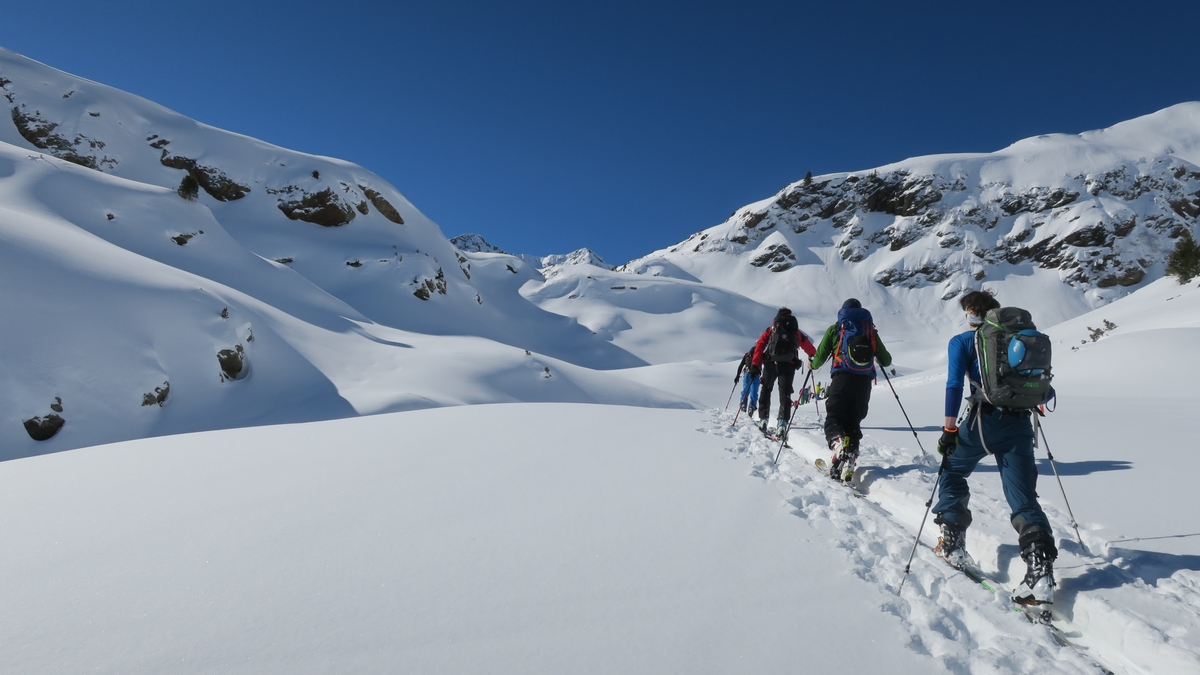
[838,447,858,483]
[933,520,976,570]
[757,418,769,434]
[827,436,854,481]
[774,417,788,439]
[1012,532,1057,618]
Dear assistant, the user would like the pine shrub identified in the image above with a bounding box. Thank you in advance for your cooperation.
[1166,230,1200,284]
[177,174,199,201]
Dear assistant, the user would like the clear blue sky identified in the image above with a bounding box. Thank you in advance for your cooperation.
[4,1,1198,263]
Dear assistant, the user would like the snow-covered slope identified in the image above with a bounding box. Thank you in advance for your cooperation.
[0,47,641,371]
[1,48,703,456]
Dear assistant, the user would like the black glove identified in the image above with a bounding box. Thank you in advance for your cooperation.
[735,374,741,384]
[937,427,959,457]
[750,365,761,377]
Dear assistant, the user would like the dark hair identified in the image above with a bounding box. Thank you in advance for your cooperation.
[776,307,792,316]
[959,290,999,316]
[841,298,862,309]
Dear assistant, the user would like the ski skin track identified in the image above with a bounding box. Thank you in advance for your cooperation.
[731,411,1117,675]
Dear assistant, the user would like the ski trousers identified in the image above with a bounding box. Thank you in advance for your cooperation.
[933,406,1053,537]
[823,371,874,452]
[758,360,797,422]
[739,373,760,412]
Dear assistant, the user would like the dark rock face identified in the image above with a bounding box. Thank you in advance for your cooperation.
[749,243,796,272]
[699,161,1200,292]
[270,186,356,227]
[159,151,250,201]
[413,269,448,300]
[11,105,116,170]
[24,397,66,440]
[217,345,246,382]
[142,381,170,407]
[23,414,65,441]
[359,185,405,224]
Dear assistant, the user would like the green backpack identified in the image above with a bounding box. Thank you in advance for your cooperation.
[973,307,1053,410]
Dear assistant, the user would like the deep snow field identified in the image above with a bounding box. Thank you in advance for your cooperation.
[2,278,1198,674]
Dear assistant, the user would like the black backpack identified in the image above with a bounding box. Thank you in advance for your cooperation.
[973,307,1053,409]
[766,314,800,362]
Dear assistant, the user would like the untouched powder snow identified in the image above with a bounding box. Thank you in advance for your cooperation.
[0,405,936,675]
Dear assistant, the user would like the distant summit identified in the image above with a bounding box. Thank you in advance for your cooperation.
[541,248,612,270]
[450,233,510,255]
[451,234,612,270]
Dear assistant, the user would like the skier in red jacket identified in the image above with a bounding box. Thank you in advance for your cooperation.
[752,307,816,435]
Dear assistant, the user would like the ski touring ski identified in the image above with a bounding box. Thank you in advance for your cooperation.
[940,557,1114,674]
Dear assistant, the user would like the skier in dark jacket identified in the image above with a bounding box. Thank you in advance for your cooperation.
[752,308,817,435]
[809,299,892,482]
[933,289,1057,609]
[734,349,761,415]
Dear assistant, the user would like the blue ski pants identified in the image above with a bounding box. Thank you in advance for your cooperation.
[933,406,1053,538]
[740,373,760,412]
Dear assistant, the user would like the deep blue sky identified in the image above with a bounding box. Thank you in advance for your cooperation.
[4,1,1199,263]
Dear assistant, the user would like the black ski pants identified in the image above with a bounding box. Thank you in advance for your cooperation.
[823,371,874,452]
[758,360,797,422]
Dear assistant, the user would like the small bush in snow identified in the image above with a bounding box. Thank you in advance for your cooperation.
[177,174,199,201]
[1166,230,1200,284]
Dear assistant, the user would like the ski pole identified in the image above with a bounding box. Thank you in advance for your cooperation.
[897,455,949,595]
[1034,414,1087,553]
[774,368,812,464]
[879,364,928,457]
[724,378,739,412]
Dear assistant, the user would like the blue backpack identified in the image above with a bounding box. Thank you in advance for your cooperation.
[834,307,876,375]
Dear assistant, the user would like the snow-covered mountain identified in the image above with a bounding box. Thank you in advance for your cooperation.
[615,103,1200,364]
[1,47,716,456]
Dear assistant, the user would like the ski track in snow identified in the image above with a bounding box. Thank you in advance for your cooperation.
[701,407,1200,675]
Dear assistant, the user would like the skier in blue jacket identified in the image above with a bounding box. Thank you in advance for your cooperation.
[933,290,1056,609]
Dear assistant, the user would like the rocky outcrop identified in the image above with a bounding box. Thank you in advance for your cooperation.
[269,186,356,227]
[749,243,796,272]
[159,149,250,201]
[694,161,1200,293]
[358,185,404,224]
[142,381,170,407]
[217,345,247,382]
[23,397,65,441]
[11,105,115,170]
[413,269,448,300]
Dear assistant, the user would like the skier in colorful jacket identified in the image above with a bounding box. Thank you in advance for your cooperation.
[809,299,892,479]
